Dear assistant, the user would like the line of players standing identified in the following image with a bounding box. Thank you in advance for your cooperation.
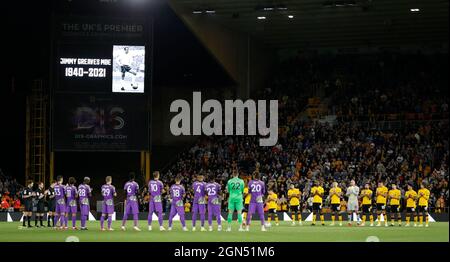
[20,170,431,231]
[19,170,257,232]
[20,176,91,229]
[241,180,432,228]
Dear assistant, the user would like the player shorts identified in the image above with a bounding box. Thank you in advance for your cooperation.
[48,201,56,212]
[347,200,359,211]
[390,205,400,213]
[36,202,45,213]
[376,203,386,211]
[228,199,244,212]
[417,205,428,213]
[330,203,340,212]
[312,203,322,212]
[24,201,33,212]
[121,65,132,74]
[361,204,371,213]
[243,203,249,212]
[406,207,415,213]
[290,205,300,212]
[268,208,277,214]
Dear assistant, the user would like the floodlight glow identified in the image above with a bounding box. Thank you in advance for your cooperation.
[257,16,267,20]
[410,8,420,12]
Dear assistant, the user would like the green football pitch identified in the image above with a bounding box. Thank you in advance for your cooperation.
[0,221,448,242]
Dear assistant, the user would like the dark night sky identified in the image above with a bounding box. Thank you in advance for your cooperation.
[1,0,233,181]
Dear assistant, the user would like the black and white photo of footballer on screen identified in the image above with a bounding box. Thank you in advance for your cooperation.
[112,45,145,93]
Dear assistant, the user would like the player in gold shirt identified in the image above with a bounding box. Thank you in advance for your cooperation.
[417,183,430,227]
[375,182,388,227]
[328,182,343,226]
[404,184,418,227]
[359,183,373,226]
[287,184,302,226]
[266,189,279,226]
[388,184,402,226]
[310,180,325,226]
[242,185,251,226]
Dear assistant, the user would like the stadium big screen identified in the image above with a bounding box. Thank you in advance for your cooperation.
[52,16,152,151]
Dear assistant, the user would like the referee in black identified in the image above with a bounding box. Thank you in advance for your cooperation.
[34,182,46,227]
[46,181,56,227]
[21,180,35,228]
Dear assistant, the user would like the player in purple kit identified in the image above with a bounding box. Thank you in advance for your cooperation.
[192,174,207,231]
[245,171,267,231]
[205,177,222,231]
[54,176,66,229]
[121,172,141,231]
[147,171,166,231]
[168,175,188,231]
[65,177,78,230]
[100,176,117,231]
[78,177,92,230]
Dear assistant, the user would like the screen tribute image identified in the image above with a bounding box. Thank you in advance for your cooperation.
[112,45,146,93]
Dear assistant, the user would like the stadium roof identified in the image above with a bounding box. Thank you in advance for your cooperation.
[170,0,449,50]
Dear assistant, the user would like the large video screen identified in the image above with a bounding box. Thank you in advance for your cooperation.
[53,93,149,151]
[57,44,147,93]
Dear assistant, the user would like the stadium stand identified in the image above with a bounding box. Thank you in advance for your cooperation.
[155,53,448,213]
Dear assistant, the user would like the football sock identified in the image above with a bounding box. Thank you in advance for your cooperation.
[227,213,233,224]
[180,214,186,227]
[158,212,164,226]
[122,213,128,226]
[148,212,153,225]
[107,216,112,229]
[22,215,27,227]
[208,213,213,226]
[133,214,139,227]
[259,213,265,225]
[200,213,205,227]
[217,214,222,225]
[192,210,197,227]
[100,215,105,229]
[298,214,302,222]
[54,214,59,226]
